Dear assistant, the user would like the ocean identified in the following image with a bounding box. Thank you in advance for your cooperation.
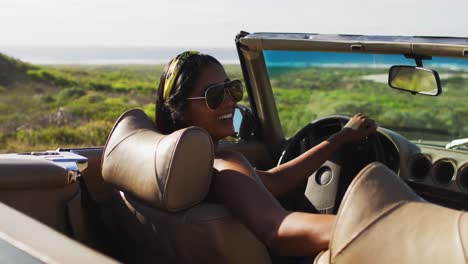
[263,51,468,70]
[1,46,467,70]
[0,46,240,65]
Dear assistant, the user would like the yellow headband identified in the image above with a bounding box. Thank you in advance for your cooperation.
[163,51,201,101]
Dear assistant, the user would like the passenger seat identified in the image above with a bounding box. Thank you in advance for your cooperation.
[0,154,79,235]
[101,109,271,264]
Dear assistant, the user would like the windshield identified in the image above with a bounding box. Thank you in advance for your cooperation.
[264,51,468,149]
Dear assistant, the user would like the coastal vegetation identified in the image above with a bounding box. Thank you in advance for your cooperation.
[270,67,468,140]
[0,52,467,152]
[0,53,244,152]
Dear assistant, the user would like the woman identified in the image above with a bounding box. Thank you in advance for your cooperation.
[155,51,376,256]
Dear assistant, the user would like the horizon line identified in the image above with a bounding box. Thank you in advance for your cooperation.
[0,45,236,49]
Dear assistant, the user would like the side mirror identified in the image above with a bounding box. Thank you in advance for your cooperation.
[388,66,441,96]
[233,104,256,140]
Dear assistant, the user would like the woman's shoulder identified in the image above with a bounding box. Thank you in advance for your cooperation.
[214,150,252,171]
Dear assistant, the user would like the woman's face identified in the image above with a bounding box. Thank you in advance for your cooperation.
[181,62,236,141]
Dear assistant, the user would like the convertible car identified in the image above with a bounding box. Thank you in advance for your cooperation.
[1,32,468,263]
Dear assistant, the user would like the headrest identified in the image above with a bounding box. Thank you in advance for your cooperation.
[101,109,214,212]
[331,162,423,257]
[317,164,468,264]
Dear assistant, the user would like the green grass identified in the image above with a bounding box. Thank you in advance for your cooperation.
[1,51,468,153]
[271,67,468,140]
[0,57,243,152]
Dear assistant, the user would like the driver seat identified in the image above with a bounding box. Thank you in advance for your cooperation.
[101,109,270,264]
[315,162,468,264]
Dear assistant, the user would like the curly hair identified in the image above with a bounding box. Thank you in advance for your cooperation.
[155,52,221,134]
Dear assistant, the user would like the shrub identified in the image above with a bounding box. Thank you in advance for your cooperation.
[15,120,114,147]
[55,87,86,103]
[27,68,77,87]
[40,95,55,104]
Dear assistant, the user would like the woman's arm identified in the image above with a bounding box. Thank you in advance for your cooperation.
[257,113,376,197]
[212,151,336,256]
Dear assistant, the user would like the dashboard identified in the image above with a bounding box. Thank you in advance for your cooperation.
[282,118,468,213]
[379,128,468,210]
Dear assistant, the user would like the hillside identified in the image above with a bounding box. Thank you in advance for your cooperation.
[0,52,36,86]
[0,53,244,153]
[0,52,160,152]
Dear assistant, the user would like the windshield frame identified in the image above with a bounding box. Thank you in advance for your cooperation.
[236,32,468,158]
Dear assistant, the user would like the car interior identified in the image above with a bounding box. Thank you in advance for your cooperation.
[1,32,468,263]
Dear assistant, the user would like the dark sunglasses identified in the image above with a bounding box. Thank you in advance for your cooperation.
[186,79,244,110]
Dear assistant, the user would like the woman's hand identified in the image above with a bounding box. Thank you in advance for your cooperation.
[336,113,377,144]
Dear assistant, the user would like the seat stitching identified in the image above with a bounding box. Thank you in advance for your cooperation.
[101,109,136,159]
[333,200,407,258]
[152,136,164,202]
[162,127,214,211]
[457,212,468,263]
[161,129,185,209]
[329,162,379,255]
[105,129,153,158]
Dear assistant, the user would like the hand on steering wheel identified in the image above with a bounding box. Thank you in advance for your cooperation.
[339,113,378,144]
[278,114,385,215]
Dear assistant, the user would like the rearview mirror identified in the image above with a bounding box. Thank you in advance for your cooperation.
[388,66,441,96]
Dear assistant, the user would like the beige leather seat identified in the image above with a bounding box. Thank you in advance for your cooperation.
[315,162,468,264]
[0,154,79,235]
[101,109,270,264]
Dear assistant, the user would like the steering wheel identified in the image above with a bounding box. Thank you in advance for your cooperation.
[277,115,385,214]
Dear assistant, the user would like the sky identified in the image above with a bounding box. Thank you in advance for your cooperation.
[1,0,468,49]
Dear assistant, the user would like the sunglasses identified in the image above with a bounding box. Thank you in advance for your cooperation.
[186,79,244,110]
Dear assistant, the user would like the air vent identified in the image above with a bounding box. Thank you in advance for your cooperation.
[410,154,431,180]
[432,159,456,185]
[457,164,468,190]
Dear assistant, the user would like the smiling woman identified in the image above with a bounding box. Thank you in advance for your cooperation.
[151,50,378,259]
[154,51,236,138]
[3,28,468,263]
